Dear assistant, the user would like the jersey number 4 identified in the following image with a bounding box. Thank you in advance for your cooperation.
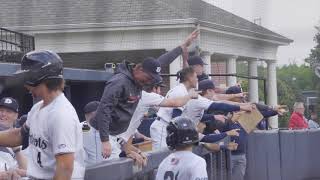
[37,152,43,168]
[164,171,179,180]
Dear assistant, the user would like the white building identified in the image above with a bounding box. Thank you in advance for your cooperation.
[0,0,293,127]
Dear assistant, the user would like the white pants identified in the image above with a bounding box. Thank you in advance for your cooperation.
[150,119,169,151]
[109,135,121,159]
[83,128,121,166]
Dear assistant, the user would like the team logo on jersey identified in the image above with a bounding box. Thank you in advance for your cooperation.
[58,144,66,149]
[127,94,141,103]
[170,158,180,165]
[29,134,48,150]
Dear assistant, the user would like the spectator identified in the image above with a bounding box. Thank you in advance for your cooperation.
[308,112,319,129]
[288,102,308,129]
[0,97,27,177]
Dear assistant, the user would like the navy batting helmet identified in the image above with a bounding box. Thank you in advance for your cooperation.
[14,50,63,86]
[166,117,199,150]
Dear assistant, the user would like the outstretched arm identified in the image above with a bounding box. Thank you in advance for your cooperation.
[157,29,199,66]
[0,128,22,147]
[160,89,199,107]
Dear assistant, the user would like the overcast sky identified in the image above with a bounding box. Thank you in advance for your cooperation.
[203,0,320,66]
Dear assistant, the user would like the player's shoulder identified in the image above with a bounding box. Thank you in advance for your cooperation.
[29,100,43,113]
[179,151,205,163]
[167,84,188,96]
[49,94,79,121]
[142,91,163,100]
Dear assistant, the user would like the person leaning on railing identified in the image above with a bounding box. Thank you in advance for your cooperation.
[90,30,200,166]
[220,85,285,180]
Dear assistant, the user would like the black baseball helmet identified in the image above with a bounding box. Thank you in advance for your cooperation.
[166,117,199,150]
[14,50,63,86]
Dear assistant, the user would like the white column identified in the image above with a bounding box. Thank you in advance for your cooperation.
[169,56,183,88]
[267,60,278,128]
[226,56,238,86]
[201,52,212,77]
[248,60,259,103]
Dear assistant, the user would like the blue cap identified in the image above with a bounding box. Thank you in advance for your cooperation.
[84,101,100,114]
[198,79,215,91]
[188,56,207,66]
[226,86,242,94]
[142,57,162,84]
[0,97,19,113]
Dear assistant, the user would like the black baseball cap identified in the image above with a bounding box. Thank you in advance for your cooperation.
[153,81,166,87]
[226,86,242,94]
[198,79,215,91]
[0,97,19,113]
[142,57,162,84]
[188,56,207,66]
[84,101,100,114]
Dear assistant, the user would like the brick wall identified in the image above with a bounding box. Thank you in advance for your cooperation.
[211,61,226,87]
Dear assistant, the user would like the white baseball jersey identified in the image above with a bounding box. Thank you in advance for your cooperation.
[181,95,213,125]
[26,93,85,179]
[118,91,164,142]
[156,151,208,180]
[0,149,17,171]
[157,83,189,123]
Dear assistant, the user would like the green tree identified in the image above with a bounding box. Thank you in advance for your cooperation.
[237,61,316,128]
[305,25,320,116]
[305,26,320,66]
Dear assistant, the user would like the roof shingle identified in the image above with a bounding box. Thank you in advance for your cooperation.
[0,0,292,43]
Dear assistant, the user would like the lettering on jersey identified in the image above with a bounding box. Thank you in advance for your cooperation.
[164,171,179,180]
[29,134,48,150]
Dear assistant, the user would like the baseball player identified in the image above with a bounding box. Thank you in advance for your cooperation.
[116,82,199,160]
[81,101,114,166]
[156,117,207,180]
[187,55,210,81]
[150,67,198,150]
[221,85,282,180]
[118,81,198,143]
[0,50,85,179]
[90,30,200,162]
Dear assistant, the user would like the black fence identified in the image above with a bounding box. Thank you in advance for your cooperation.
[0,27,35,62]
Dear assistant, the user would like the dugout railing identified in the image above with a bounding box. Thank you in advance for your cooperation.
[85,146,232,180]
[85,129,320,180]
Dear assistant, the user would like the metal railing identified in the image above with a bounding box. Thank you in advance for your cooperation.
[0,27,35,62]
[85,146,231,180]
